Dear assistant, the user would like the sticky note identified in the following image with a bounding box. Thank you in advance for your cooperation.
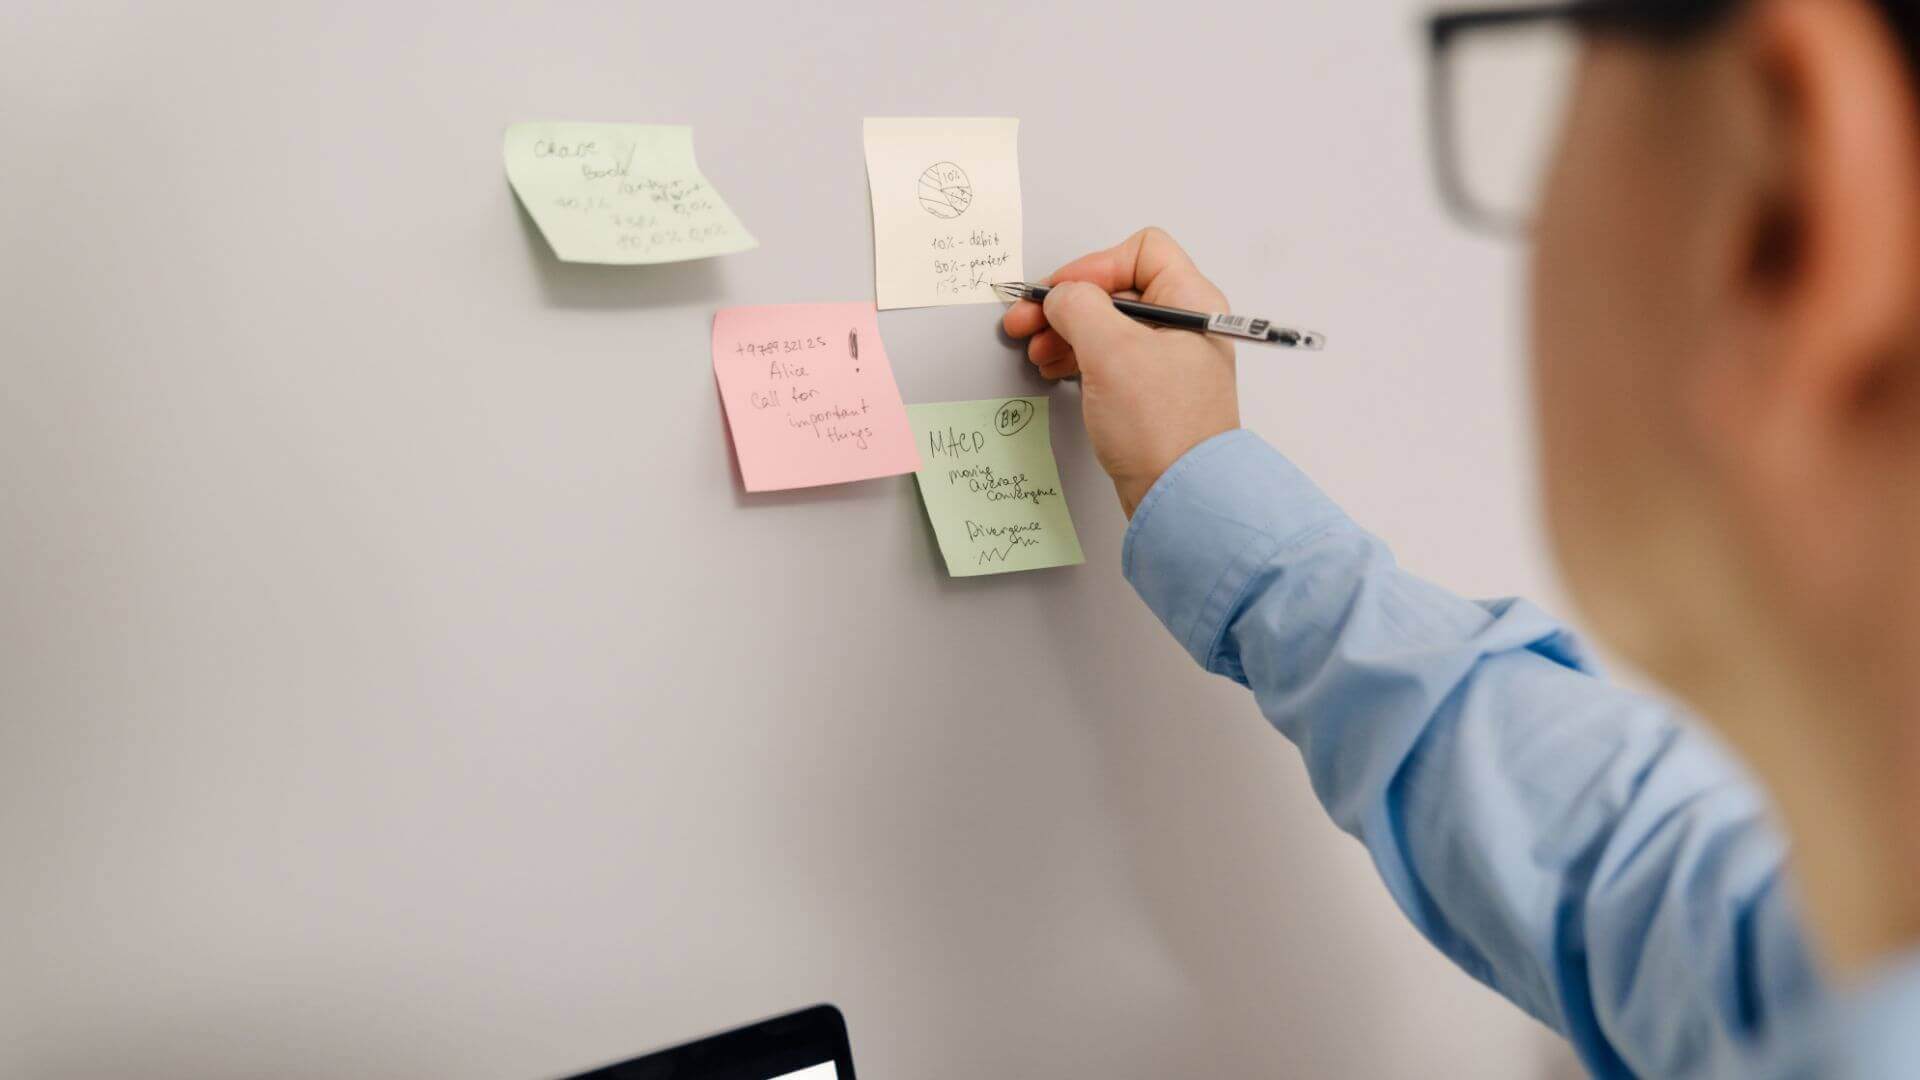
[862,118,1024,310]
[713,303,919,492]
[907,398,1084,576]
[504,122,756,265]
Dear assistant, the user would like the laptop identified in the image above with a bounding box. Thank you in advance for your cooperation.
[562,1005,855,1080]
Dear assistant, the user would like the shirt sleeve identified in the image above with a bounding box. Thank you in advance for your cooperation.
[1839,956,1920,1079]
[1122,429,1825,1079]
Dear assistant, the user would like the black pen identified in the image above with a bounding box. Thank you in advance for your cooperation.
[991,281,1325,350]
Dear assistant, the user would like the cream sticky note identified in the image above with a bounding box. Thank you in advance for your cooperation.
[713,303,920,492]
[504,122,756,265]
[862,118,1023,310]
[908,397,1084,576]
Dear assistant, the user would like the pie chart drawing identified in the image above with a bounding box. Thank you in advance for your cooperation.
[918,162,973,219]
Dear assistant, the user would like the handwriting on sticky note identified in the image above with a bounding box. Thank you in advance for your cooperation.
[504,123,756,265]
[863,118,1023,310]
[713,303,919,492]
[908,398,1084,576]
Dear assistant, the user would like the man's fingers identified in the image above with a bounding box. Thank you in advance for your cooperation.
[1002,298,1047,339]
[1041,281,1147,357]
[1028,328,1071,366]
[1046,227,1227,311]
[1037,356,1079,380]
[1002,228,1220,344]
[1003,289,1139,341]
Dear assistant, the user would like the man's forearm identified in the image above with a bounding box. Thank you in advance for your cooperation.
[1124,430,1824,1077]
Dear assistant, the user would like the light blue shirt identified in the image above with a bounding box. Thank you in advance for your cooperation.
[1122,429,1920,1079]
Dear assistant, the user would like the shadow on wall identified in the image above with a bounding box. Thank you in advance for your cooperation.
[511,191,731,312]
[19,981,444,1080]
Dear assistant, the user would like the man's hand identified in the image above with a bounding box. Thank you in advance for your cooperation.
[1002,227,1239,516]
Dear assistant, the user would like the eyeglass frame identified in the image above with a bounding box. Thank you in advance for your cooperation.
[1425,0,1745,234]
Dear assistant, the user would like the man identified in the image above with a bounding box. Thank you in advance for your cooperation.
[1001,0,1920,1075]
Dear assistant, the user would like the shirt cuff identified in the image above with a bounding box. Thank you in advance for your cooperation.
[1121,429,1356,676]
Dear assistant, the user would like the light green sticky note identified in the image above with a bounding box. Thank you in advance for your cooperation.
[503,122,757,265]
[908,397,1085,577]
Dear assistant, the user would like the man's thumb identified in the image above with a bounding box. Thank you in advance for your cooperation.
[1042,281,1141,355]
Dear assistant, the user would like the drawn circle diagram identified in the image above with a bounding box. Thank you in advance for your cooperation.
[995,399,1035,437]
[918,162,973,219]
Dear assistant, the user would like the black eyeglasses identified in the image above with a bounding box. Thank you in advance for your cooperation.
[1426,0,1743,234]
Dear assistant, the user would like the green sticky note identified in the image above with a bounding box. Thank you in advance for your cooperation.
[908,397,1085,576]
[503,122,757,265]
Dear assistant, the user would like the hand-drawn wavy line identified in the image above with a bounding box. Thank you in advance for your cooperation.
[977,541,1020,565]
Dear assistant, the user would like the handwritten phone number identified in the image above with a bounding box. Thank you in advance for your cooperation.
[615,222,733,251]
[735,334,828,357]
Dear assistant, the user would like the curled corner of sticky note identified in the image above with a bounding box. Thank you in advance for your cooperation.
[502,121,757,266]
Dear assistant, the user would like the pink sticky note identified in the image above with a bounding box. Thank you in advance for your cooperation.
[712,303,921,492]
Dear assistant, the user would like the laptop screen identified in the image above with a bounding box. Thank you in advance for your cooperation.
[772,1066,840,1080]
[562,1005,854,1080]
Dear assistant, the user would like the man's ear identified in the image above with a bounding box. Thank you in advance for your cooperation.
[1695,0,1920,496]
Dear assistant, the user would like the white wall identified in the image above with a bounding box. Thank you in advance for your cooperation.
[0,1,1582,1076]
